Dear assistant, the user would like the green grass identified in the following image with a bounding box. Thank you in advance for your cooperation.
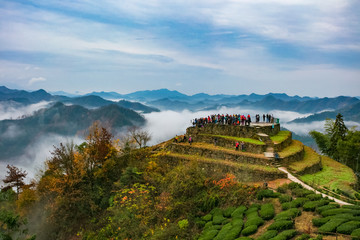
[278,140,303,158]
[200,134,265,145]
[300,156,357,196]
[288,146,321,173]
[270,131,291,144]
[167,152,281,173]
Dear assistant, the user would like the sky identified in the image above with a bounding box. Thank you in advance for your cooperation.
[0,0,359,97]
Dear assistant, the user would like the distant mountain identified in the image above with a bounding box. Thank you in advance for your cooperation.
[63,95,159,113]
[0,103,145,160]
[85,91,125,100]
[51,91,80,97]
[125,89,188,101]
[0,87,54,103]
[290,102,360,123]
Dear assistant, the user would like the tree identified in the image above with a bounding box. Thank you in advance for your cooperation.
[2,165,27,198]
[128,126,151,148]
[329,113,348,160]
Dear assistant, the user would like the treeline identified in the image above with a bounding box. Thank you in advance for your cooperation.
[1,122,259,240]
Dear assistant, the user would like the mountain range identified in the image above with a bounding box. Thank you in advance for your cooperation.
[0,102,145,160]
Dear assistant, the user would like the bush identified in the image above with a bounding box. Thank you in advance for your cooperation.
[303,200,329,212]
[213,215,226,225]
[214,223,233,240]
[232,206,247,218]
[256,230,278,240]
[342,205,360,210]
[336,221,360,234]
[274,208,301,220]
[288,182,302,189]
[211,208,223,215]
[260,203,275,220]
[309,235,322,240]
[351,228,360,238]
[268,220,294,231]
[315,204,339,214]
[196,220,206,228]
[223,225,243,240]
[224,207,237,218]
[291,188,313,197]
[232,218,244,228]
[306,194,323,201]
[270,229,297,240]
[198,229,219,240]
[244,217,264,228]
[296,234,310,240]
[257,189,280,200]
[241,225,258,236]
[321,208,360,217]
[281,202,291,210]
[292,197,309,207]
[279,194,292,203]
[235,237,253,240]
[318,218,349,233]
[202,214,212,222]
[312,217,331,227]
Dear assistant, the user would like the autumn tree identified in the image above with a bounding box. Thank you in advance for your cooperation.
[128,126,151,148]
[2,165,27,198]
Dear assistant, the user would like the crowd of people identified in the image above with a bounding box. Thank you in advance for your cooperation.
[192,113,275,127]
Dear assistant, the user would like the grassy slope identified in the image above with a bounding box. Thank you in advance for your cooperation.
[300,156,357,195]
[270,130,291,144]
[278,140,303,158]
[167,152,280,173]
[200,133,265,145]
[288,146,321,173]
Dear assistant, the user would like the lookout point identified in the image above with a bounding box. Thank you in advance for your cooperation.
[157,115,323,183]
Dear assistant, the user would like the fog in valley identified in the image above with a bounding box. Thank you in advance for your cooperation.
[1,104,359,183]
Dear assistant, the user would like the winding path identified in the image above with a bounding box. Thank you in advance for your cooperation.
[278,167,352,206]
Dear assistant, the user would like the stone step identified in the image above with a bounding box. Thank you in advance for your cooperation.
[264,152,274,158]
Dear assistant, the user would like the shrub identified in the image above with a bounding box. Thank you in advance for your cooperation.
[288,182,302,189]
[279,194,292,203]
[232,206,247,218]
[274,208,301,220]
[223,225,243,240]
[178,219,189,229]
[309,235,322,240]
[224,207,236,218]
[211,208,223,215]
[291,197,309,208]
[196,220,206,228]
[268,220,294,231]
[336,221,360,234]
[202,214,212,222]
[292,188,313,197]
[277,185,287,193]
[281,202,291,210]
[214,223,232,240]
[241,225,258,236]
[306,194,323,201]
[198,229,219,240]
[256,230,278,240]
[213,215,226,225]
[351,228,360,238]
[303,200,329,212]
[260,203,275,220]
[318,218,349,233]
[204,221,213,229]
[235,237,253,240]
[315,204,339,214]
[270,229,297,240]
[257,189,280,200]
[312,217,331,227]
[342,205,360,210]
[232,218,244,227]
[244,217,264,228]
[296,234,310,240]
[321,208,360,217]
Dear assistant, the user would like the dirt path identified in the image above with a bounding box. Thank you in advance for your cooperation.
[278,167,351,206]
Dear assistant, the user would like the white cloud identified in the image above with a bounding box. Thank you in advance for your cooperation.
[29,76,46,85]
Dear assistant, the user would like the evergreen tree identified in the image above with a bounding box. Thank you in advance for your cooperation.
[1,165,27,199]
[329,113,347,161]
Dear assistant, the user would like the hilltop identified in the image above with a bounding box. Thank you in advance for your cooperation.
[1,119,359,240]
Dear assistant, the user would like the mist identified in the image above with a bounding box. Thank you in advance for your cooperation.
[0,134,83,183]
[0,101,51,120]
[143,107,312,145]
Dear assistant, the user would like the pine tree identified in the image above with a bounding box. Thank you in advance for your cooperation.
[329,113,347,161]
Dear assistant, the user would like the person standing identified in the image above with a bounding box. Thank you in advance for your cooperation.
[241,141,245,151]
[235,141,240,150]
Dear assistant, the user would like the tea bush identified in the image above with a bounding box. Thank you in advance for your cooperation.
[274,208,301,221]
[303,200,329,212]
[315,204,339,214]
[268,220,294,231]
[270,229,297,240]
[318,218,349,233]
[232,206,247,218]
[259,203,275,220]
[241,225,258,236]
[336,221,360,234]
[256,230,278,240]
[279,194,292,203]
[244,216,264,228]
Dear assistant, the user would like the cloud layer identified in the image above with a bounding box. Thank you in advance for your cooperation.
[0,0,359,96]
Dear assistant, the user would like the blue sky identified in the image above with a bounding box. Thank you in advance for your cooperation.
[0,0,359,97]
